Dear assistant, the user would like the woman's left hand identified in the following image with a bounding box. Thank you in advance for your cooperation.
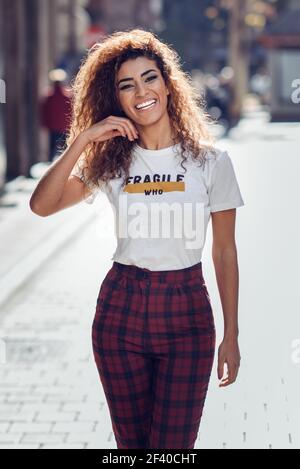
[217,336,241,387]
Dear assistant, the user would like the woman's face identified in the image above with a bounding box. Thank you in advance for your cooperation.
[115,56,170,126]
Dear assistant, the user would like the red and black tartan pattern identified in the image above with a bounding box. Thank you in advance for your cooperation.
[91,261,216,449]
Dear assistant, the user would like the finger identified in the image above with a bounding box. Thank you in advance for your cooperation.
[117,117,139,140]
[109,123,130,140]
[105,118,130,140]
[219,374,230,387]
[219,376,235,387]
[110,118,137,141]
[219,380,230,387]
[217,358,226,380]
[96,129,122,142]
[232,364,240,383]
[107,129,123,139]
[227,363,236,383]
[122,118,139,139]
[219,371,232,387]
[222,364,239,387]
[103,120,125,137]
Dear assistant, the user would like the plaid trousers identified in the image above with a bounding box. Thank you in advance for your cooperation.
[91,260,216,449]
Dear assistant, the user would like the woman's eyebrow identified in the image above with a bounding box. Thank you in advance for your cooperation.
[117,69,157,86]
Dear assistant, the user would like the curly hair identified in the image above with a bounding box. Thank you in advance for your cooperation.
[65,28,218,194]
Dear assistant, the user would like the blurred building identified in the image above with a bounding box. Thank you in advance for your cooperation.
[0,0,91,188]
[87,0,164,33]
[0,0,165,190]
[259,0,300,121]
[161,0,228,72]
[2,0,298,194]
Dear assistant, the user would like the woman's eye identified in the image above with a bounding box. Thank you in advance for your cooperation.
[146,75,157,82]
[120,76,157,91]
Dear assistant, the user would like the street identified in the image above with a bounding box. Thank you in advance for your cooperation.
[0,112,300,449]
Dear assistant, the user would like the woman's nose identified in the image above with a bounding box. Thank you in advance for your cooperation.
[135,83,147,97]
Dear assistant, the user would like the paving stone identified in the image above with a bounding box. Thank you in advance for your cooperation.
[52,422,95,434]
[34,412,77,423]
[40,443,86,449]
[21,433,67,444]
[9,423,53,434]
[0,444,41,449]
[0,411,36,423]
[0,433,23,444]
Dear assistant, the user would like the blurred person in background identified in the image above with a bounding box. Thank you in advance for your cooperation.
[250,65,271,107]
[204,67,235,134]
[217,66,235,131]
[40,69,72,162]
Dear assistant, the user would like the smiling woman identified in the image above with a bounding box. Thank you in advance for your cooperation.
[114,55,171,140]
[63,29,217,195]
[30,28,245,450]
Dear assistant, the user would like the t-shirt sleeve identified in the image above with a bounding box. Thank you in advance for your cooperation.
[208,150,245,212]
[70,161,101,205]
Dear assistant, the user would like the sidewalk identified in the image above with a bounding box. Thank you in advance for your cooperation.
[0,115,300,449]
[200,113,300,449]
[0,175,116,448]
[0,175,98,307]
[0,218,116,449]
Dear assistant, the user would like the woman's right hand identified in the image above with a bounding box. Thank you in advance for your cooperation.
[81,115,139,144]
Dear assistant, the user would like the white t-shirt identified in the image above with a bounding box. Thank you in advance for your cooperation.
[71,142,245,271]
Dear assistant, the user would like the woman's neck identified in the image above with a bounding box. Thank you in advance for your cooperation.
[136,114,178,150]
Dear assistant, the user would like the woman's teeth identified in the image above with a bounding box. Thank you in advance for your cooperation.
[135,100,157,111]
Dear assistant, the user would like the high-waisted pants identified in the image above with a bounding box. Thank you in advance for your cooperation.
[91,261,216,449]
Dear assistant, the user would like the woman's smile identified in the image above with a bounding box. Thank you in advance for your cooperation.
[134,99,158,112]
